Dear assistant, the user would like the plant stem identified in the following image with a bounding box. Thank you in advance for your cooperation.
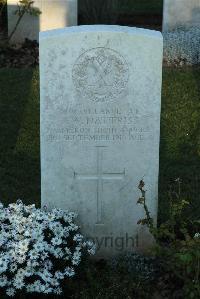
[8,11,25,43]
[0,2,6,18]
[141,187,154,232]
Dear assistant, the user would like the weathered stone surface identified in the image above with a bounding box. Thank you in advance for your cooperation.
[7,0,77,43]
[163,0,200,31]
[40,25,163,257]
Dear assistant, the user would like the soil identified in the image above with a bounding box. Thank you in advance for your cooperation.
[0,39,39,68]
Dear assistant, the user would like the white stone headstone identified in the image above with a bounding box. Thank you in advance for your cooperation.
[7,0,77,43]
[163,0,200,32]
[40,25,163,257]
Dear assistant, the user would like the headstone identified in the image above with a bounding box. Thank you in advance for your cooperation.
[40,25,163,257]
[163,0,200,32]
[7,0,77,43]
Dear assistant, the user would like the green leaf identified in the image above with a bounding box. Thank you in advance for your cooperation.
[178,253,193,263]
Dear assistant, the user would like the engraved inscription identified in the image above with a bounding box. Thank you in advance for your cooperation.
[74,146,125,224]
[72,47,129,102]
[44,107,153,143]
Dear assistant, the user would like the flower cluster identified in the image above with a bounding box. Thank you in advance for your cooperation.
[194,232,200,239]
[0,200,95,296]
[163,26,200,66]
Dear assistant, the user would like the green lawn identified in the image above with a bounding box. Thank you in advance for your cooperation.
[0,69,40,205]
[0,67,200,222]
[159,67,200,221]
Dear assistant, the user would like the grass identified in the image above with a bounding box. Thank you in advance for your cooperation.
[0,67,200,298]
[0,69,40,205]
[0,66,200,221]
[0,67,200,219]
[159,67,200,221]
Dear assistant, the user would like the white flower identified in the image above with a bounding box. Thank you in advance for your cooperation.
[6,287,15,297]
[16,268,26,278]
[73,234,83,242]
[54,287,62,295]
[24,230,31,237]
[50,278,59,287]
[35,211,45,221]
[24,267,34,277]
[53,247,64,258]
[85,241,96,255]
[87,247,96,255]
[65,247,72,255]
[68,223,79,231]
[72,251,81,265]
[17,255,26,264]
[18,240,29,255]
[27,260,39,267]
[29,250,39,260]
[194,233,200,239]
[33,241,45,252]
[64,267,75,277]
[13,278,25,290]
[10,263,17,273]
[38,269,52,283]
[26,283,35,293]
[0,275,7,287]
[44,259,53,270]
[63,227,70,237]
[46,213,55,222]
[51,237,62,246]
[0,257,8,273]
[43,284,53,294]
[55,271,64,280]
[41,251,49,261]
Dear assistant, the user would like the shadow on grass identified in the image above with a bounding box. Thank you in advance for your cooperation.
[159,67,200,222]
[0,68,40,206]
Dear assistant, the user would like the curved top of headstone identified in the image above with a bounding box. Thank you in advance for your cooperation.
[39,25,162,41]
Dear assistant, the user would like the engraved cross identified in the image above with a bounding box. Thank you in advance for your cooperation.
[92,58,112,86]
[74,146,125,225]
